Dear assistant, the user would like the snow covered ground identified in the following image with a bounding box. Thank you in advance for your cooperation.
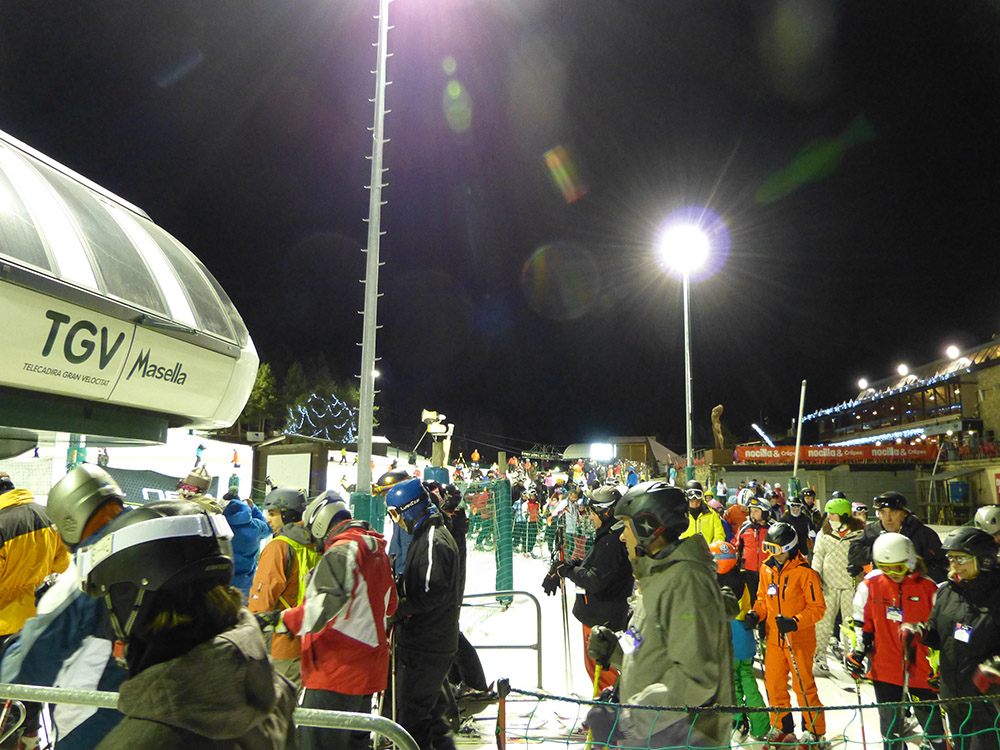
[456,548,890,749]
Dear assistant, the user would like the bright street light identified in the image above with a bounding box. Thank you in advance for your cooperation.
[897,364,909,376]
[655,210,729,481]
[858,378,868,390]
[946,344,960,360]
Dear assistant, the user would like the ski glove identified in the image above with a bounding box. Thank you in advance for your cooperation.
[541,573,560,596]
[973,656,1000,694]
[844,650,867,680]
[587,625,618,669]
[555,560,581,578]
[775,615,798,634]
[743,611,761,631]
[254,610,281,632]
[900,622,928,645]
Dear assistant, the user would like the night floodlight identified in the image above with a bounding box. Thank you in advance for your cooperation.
[656,224,710,273]
[897,364,909,376]
[946,345,960,360]
[858,378,868,390]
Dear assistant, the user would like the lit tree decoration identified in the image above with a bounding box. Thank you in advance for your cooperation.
[286,391,358,443]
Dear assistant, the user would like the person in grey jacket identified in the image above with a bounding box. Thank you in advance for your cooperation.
[78,500,297,749]
[587,481,735,749]
[811,494,866,674]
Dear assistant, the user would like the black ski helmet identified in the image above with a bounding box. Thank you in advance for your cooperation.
[874,491,907,512]
[441,483,463,513]
[373,468,412,496]
[262,487,307,524]
[585,484,624,523]
[830,490,848,501]
[942,526,998,572]
[613,481,688,557]
[763,521,799,557]
[79,500,234,641]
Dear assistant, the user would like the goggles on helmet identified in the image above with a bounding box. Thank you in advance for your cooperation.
[387,506,402,524]
[685,488,704,501]
[762,538,796,557]
[876,561,909,576]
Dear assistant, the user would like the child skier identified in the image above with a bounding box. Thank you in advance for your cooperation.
[710,540,769,741]
[745,522,828,749]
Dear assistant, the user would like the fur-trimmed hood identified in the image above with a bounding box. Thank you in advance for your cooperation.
[819,514,865,538]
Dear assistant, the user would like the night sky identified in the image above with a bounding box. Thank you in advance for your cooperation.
[3,0,999,458]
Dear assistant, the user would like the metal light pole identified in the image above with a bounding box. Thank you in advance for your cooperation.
[356,0,392,495]
[682,270,694,482]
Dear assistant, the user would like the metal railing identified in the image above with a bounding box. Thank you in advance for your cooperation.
[463,590,543,688]
[0,683,418,750]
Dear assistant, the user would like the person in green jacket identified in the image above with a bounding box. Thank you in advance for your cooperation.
[587,481,735,749]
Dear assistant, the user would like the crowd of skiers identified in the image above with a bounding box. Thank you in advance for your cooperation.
[2,457,1000,750]
[543,476,1000,750]
[0,462,496,750]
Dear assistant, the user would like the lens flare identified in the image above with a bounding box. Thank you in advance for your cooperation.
[542,145,588,204]
[520,243,598,321]
[442,79,472,133]
[654,207,730,281]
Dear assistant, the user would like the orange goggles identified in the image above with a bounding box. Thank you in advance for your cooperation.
[387,507,402,524]
[761,541,786,556]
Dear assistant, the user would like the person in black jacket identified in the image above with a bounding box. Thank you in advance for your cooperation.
[779,496,813,561]
[847,491,947,583]
[905,528,1000,750]
[548,484,634,692]
[385,478,461,750]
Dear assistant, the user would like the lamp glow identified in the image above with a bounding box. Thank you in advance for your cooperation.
[946,345,960,360]
[897,364,909,376]
[858,378,868,390]
[656,225,710,273]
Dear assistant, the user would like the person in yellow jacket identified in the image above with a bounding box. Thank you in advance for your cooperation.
[0,471,69,637]
[680,480,726,544]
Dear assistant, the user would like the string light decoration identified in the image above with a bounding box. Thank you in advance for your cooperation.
[286,391,358,443]
[803,371,966,422]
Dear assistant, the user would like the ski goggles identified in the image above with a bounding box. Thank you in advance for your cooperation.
[876,561,909,576]
[761,540,792,556]
[946,552,975,566]
[386,506,403,524]
[685,488,704,501]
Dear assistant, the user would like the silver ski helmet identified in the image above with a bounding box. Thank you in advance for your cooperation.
[303,490,353,547]
[46,464,125,547]
[974,505,1000,537]
[262,487,307,524]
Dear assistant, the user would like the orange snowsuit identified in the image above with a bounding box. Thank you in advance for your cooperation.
[751,552,827,735]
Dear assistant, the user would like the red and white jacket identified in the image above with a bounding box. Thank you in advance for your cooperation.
[282,521,397,695]
[852,569,938,689]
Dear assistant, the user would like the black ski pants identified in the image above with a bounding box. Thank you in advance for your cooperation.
[395,646,457,750]
[300,689,372,750]
[872,681,947,750]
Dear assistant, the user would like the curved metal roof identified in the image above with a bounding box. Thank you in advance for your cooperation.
[0,130,248,349]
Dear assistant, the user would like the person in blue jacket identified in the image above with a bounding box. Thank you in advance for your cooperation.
[1,464,129,750]
[221,491,272,597]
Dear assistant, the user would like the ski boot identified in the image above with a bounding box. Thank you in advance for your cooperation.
[813,658,830,676]
[799,731,831,750]
[763,728,798,749]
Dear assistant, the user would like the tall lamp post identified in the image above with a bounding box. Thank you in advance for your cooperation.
[656,224,710,482]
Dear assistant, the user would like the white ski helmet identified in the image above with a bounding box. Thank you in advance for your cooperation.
[873,532,917,571]
[974,506,1000,537]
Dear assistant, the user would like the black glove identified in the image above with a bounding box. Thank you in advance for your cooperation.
[587,625,618,669]
[541,573,560,596]
[254,610,281,632]
[34,573,59,605]
[743,611,761,631]
[844,650,867,680]
[555,560,581,578]
[775,615,798,634]
[720,586,740,621]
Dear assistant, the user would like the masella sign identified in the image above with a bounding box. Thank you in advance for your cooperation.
[4,283,237,425]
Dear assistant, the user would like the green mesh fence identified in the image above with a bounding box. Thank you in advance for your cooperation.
[460,479,513,598]
[496,684,1000,750]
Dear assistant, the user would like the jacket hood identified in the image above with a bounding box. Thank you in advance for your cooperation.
[117,609,290,740]
[820,515,865,538]
[222,498,253,526]
[277,521,311,545]
[633,534,715,579]
[330,521,387,554]
[0,488,35,510]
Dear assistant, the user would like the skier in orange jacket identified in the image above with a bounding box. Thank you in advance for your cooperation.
[745,522,828,750]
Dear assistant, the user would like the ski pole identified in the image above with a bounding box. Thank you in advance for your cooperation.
[496,678,510,750]
[390,626,397,728]
[854,674,868,750]
[585,664,603,749]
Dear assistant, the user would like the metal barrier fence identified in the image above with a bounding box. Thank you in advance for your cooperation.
[0,683,418,750]
[463,590,543,689]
